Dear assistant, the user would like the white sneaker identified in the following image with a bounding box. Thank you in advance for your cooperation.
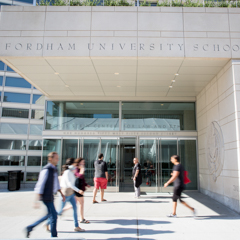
[167,213,177,218]
[74,227,85,232]
[192,208,197,218]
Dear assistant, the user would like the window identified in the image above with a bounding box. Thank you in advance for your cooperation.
[6,66,14,72]
[32,94,44,105]
[0,155,25,166]
[29,125,43,135]
[3,92,31,104]
[0,76,3,86]
[0,172,24,181]
[31,109,44,120]
[122,102,196,131]
[28,140,42,150]
[0,140,26,150]
[5,77,31,88]
[27,156,41,166]
[46,101,119,131]
[2,108,29,118]
[42,139,61,166]
[26,172,39,181]
[0,61,4,71]
[0,123,28,134]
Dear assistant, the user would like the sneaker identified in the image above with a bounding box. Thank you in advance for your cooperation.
[167,213,177,218]
[74,227,85,232]
[192,208,197,218]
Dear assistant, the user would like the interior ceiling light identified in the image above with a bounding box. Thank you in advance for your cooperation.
[115,73,119,75]
[65,85,69,88]
[172,80,176,82]
[117,86,121,88]
[54,72,59,75]
[175,73,179,76]
[161,104,164,106]
[169,86,173,88]
[80,103,83,105]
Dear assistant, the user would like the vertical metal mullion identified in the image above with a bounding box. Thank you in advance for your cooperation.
[77,138,80,158]
[43,100,47,131]
[119,101,122,131]
[159,138,161,193]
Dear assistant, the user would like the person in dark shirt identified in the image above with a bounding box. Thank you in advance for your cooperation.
[92,153,108,203]
[132,158,142,198]
[164,155,196,218]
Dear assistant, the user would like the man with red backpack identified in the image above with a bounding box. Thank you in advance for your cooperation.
[164,155,196,218]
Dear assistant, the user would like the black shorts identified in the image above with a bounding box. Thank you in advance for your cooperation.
[172,187,184,202]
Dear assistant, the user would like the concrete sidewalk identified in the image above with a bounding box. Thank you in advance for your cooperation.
[0,190,239,240]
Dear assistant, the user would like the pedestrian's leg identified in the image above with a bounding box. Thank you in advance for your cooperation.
[43,201,58,237]
[26,214,49,233]
[180,200,194,211]
[134,181,137,197]
[137,187,140,197]
[93,188,98,202]
[172,202,177,215]
[100,189,104,201]
[69,194,79,228]
[76,196,84,221]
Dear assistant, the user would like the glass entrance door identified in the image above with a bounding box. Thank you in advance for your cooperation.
[119,138,136,192]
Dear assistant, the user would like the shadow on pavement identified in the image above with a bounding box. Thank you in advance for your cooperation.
[89,219,171,225]
[102,200,170,204]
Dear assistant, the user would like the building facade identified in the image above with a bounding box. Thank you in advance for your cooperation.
[0,6,239,213]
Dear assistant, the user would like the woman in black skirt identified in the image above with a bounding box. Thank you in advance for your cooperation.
[74,157,91,224]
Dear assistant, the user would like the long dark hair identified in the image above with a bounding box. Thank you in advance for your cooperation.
[74,157,84,166]
[62,158,75,172]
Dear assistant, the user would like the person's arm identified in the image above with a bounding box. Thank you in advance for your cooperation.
[164,171,180,187]
[105,171,108,181]
[133,169,139,181]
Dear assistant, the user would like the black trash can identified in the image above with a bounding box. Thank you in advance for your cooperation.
[8,170,21,191]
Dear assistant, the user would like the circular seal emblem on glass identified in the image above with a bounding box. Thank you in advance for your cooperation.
[207,121,224,182]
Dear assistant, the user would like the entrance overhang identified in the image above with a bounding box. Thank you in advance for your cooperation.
[0,6,239,101]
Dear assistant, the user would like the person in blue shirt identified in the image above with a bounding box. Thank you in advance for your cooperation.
[25,152,65,238]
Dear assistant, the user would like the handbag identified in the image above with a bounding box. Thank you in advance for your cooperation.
[61,187,74,196]
[183,171,191,184]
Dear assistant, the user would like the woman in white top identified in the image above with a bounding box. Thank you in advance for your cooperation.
[46,158,84,232]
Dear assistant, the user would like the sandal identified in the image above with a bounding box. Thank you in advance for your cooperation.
[101,199,107,202]
[80,219,90,224]
[93,200,98,204]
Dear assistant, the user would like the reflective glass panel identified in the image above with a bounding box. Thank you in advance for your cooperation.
[27,156,41,166]
[0,172,24,181]
[0,61,4,71]
[0,76,3,86]
[178,140,197,190]
[83,139,101,186]
[0,155,25,166]
[62,139,78,166]
[28,140,42,150]
[140,139,157,189]
[0,139,26,150]
[6,66,14,72]
[160,140,177,192]
[5,77,31,88]
[119,138,136,192]
[32,94,45,105]
[29,125,43,135]
[122,102,196,131]
[2,108,29,118]
[0,123,28,134]
[26,172,39,181]
[31,109,44,120]
[101,139,118,187]
[3,92,31,104]
[46,101,119,131]
[42,139,61,166]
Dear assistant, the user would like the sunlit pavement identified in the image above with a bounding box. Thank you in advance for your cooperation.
[0,189,239,240]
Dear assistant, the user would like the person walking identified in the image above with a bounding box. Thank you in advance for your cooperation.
[25,152,65,238]
[74,157,91,223]
[164,155,196,217]
[46,158,85,232]
[132,158,142,198]
[92,153,108,203]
